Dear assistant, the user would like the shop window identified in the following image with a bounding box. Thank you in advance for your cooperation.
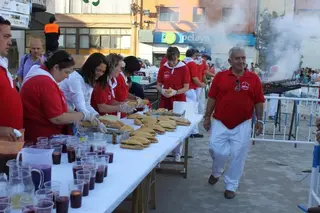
[79,28,90,34]
[101,36,111,48]
[110,35,121,49]
[66,35,76,48]
[80,35,89,48]
[66,28,77,34]
[90,35,101,48]
[193,7,206,22]
[58,35,65,48]
[121,36,131,49]
[159,7,179,22]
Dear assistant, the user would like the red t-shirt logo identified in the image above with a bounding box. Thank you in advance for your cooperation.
[241,82,250,90]
[164,71,170,79]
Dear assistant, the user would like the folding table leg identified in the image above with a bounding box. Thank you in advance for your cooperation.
[131,185,140,213]
[184,137,189,179]
[142,173,152,213]
[149,169,156,210]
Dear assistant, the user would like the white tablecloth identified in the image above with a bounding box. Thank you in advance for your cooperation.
[51,114,203,213]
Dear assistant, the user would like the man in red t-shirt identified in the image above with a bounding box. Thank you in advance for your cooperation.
[0,16,23,141]
[183,49,206,138]
[203,47,265,199]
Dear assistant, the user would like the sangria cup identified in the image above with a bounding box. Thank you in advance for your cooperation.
[36,199,54,213]
[36,142,49,149]
[67,144,76,163]
[72,163,83,180]
[68,180,84,209]
[51,144,62,165]
[20,195,35,210]
[43,181,61,196]
[55,196,69,213]
[95,164,105,184]
[82,165,97,190]
[75,144,89,161]
[105,152,114,163]
[35,189,54,202]
[76,170,91,197]
[98,155,109,177]
[0,202,11,213]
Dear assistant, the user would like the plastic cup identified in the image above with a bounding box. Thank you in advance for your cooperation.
[20,195,35,212]
[51,144,62,165]
[35,188,54,202]
[67,144,76,163]
[85,152,98,159]
[56,196,69,213]
[43,181,61,205]
[76,170,91,197]
[68,180,84,209]
[82,165,97,190]
[36,199,54,213]
[37,137,49,143]
[72,163,83,180]
[98,154,110,177]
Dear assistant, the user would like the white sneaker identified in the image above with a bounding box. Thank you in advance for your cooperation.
[175,154,181,162]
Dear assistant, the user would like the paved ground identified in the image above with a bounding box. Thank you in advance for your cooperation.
[116,121,315,213]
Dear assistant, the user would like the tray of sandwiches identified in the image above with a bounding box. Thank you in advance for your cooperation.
[120,113,191,150]
[144,108,186,117]
[79,115,134,144]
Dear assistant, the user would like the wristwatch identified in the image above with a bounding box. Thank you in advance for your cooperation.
[257,120,264,125]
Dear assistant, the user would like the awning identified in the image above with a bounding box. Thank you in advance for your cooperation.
[29,12,54,30]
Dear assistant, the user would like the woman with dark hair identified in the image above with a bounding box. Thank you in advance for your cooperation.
[91,53,135,115]
[156,46,190,110]
[114,55,142,102]
[20,50,95,142]
[60,52,107,117]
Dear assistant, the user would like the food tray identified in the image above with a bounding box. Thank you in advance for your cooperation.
[80,126,130,144]
[146,110,186,117]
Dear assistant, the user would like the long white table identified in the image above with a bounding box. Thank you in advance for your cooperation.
[51,114,203,213]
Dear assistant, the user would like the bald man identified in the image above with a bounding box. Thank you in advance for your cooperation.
[17,38,44,85]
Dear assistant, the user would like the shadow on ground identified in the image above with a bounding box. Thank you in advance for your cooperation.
[116,122,313,213]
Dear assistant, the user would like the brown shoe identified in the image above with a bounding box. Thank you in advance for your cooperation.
[224,190,236,199]
[208,175,219,185]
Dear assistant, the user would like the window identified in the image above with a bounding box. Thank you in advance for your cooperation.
[90,35,100,48]
[80,35,89,48]
[58,0,131,14]
[193,7,205,22]
[101,36,111,48]
[66,35,76,48]
[159,7,179,22]
[222,8,244,24]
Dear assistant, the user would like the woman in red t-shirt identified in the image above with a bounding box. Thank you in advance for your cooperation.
[91,53,136,116]
[20,50,96,142]
[156,47,190,110]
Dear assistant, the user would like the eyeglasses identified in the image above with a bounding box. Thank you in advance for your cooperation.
[235,79,240,92]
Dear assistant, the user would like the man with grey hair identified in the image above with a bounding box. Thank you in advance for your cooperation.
[203,46,265,199]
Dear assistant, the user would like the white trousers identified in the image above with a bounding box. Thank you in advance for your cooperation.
[209,119,252,192]
[196,87,205,115]
[268,93,279,117]
[186,89,199,134]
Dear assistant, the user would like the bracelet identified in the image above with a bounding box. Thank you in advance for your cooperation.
[257,120,264,125]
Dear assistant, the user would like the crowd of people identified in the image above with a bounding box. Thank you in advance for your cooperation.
[2,14,320,206]
[295,67,320,84]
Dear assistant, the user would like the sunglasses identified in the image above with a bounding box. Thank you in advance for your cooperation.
[235,79,240,92]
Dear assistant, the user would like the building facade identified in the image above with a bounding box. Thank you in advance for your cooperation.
[25,0,137,68]
[138,0,258,67]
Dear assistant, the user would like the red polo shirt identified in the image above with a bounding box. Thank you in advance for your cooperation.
[197,62,206,83]
[20,71,68,142]
[183,61,198,89]
[0,67,23,130]
[208,68,265,129]
[91,84,113,116]
[114,73,128,102]
[157,61,190,110]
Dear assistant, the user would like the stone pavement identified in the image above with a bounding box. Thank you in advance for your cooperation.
[116,121,315,213]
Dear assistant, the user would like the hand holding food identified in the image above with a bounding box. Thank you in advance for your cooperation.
[120,102,136,113]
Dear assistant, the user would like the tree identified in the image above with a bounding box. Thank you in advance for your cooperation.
[255,10,282,71]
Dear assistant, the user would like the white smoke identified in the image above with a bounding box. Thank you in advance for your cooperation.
[267,14,320,81]
[196,1,320,81]
[195,0,248,70]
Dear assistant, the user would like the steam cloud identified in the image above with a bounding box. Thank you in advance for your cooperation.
[196,0,320,81]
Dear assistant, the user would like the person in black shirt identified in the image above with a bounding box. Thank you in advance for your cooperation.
[128,76,145,99]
